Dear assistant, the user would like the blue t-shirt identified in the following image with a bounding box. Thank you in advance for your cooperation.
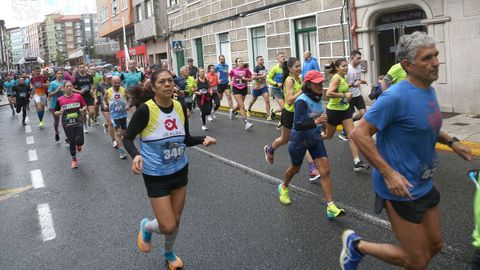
[48,80,65,110]
[214,63,229,84]
[291,93,324,142]
[364,80,443,201]
[3,80,15,94]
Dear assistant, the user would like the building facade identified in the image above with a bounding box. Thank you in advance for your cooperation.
[133,0,169,66]
[355,0,480,114]
[26,23,41,58]
[0,20,9,71]
[10,27,28,65]
[45,13,62,64]
[97,0,147,69]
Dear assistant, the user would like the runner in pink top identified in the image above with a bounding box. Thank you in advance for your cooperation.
[228,57,254,130]
[54,81,87,169]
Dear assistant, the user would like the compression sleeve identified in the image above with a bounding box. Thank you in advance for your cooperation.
[123,103,149,158]
[293,100,316,131]
[267,66,277,86]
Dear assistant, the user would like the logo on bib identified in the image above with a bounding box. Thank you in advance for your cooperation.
[165,119,178,131]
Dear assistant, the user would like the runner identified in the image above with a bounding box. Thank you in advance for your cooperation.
[322,58,370,173]
[13,77,30,126]
[103,76,130,159]
[206,64,220,121]
[54,81,87,169]
[264,57,321,181]
[277,70,345,218]
[247,56,271,120]
[73,63,94,134]
[215,55,233,113]
[91,65,103,125]
[48,69,66,141]
[470,169,480,270]
[267,52,286,127]
[195,68,212,131]
[97,73,117,147]
[229,57,254,130]
[30,67,49,127]
[341,31,473,270]
[380,62,407,90]
[121,59,145,112]
[339,50,368,141]
[3,75,16,115]
[122,69,216,269]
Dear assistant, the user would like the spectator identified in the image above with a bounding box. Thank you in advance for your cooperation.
[302,51,320,79]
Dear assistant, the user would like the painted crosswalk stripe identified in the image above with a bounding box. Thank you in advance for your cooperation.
[37,203,56,242]
[26,136,35,144]
[28,149,38,161]
[25,125,32,133]
[30,169,44,189]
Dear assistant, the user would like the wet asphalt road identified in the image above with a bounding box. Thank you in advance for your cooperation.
[0,103,479,270]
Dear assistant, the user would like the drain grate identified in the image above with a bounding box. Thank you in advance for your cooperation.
[452,122,469,126]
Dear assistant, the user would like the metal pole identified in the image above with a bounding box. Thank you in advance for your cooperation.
[122,15,127,70]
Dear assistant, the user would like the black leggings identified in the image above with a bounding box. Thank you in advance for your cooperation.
[15,100,28,121]
[63,125,84,157]
[212,93,220,111]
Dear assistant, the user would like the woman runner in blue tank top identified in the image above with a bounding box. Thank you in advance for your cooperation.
[123,69,216,269]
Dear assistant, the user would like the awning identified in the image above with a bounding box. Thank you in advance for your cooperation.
[67,49,84,60]
[17,57,46,65]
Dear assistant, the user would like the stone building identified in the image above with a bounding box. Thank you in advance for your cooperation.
[167,0,347,74]
[355,0,480,114]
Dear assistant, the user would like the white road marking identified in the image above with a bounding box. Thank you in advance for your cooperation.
[30,169,44,189]
[216,111,277,126]
[25,125,32,133]
[37,203,56,241]
[25,116,29,123]
[26,136,35,144]
[192,146,464,257]
[28,149,38,161]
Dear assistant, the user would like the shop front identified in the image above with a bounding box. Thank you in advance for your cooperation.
[116,44,147,71]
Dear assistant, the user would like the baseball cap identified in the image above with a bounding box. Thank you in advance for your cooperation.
[304,70,325,83]
[187,58,194,62]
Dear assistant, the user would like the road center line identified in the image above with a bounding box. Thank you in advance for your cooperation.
[30,169,45,189]
[26,136,35,145]
[37,203,56,242]
[25,125,32,133]
[192,146,464,258]
[28,149,38,161]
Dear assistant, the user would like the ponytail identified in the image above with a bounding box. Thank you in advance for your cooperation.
[282,57,299,84]
[329,58,347,75]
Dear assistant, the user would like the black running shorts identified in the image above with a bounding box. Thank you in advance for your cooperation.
[142,166,189,198]
[326,108,353,127]
[280,108,294,129]
[374,186,440,224]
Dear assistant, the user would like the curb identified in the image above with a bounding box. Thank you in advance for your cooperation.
[219,106,480,156]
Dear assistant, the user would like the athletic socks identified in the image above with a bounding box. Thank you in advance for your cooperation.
[164,228,179,253]
[145,219,161,234]
[37,110,44,121]
[353,158,361,164]
[308,162,316,173]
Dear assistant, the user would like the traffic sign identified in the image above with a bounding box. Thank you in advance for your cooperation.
[172,40,184,51]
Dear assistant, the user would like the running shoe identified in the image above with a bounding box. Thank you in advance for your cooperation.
[266,114,272,121]
[245,121,254,130]
[354,161,370,173]
[76,145,82,152]
[93,120,99,126]
[137,218,152,253]
[103,123,108,134]
[39,121,45,129]
[229,109,234,120]
[207,115,213,122]
[211,110,216,119]
[278,184,291,205]
[338,130,349,141]
[164,251,184,270]
[309,169,321,182]
[65,138,70,144]
[340,230,363,270]
[83,126,89,134]
[201,125,208,131]
[71,159,78,169]
[55,133,60,142]
[86,114,91,127]
[468,169,480,187]
[22,121,26,126]
[270,108,276,120]
[276,121,282,130]
[112,140,118,148]
[264,145,274,165]
[327,203,346,219]
[246,110,251,118]
[119,149,127,160]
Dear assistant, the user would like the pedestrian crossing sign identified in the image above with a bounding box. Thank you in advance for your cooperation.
[172,40,184,51]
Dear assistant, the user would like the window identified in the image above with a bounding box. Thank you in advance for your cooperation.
[66,29,73,34]
[66,37,74,42]
[65,22,72,27]
[85,26,91,31]
[169,0,178,7]
[218,33,231,68]
[100,6,108,22]
[122,0,128,10]
[251,26,266,65]
[146,0,153,18]
[67,44,74,49]
[194,38,204,68]
[294,17,318,63]
[111,0,118,15]
[136,4,143,22]
[84,19,90,24]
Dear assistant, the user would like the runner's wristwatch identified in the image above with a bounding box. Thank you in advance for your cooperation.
[447,137,460,147]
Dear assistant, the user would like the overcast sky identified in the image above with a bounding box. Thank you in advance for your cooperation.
[2,0,97,29]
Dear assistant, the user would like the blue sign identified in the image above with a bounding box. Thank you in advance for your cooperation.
[172,40,184,51]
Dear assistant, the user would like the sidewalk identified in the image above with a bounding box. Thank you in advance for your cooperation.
[219,94,480,155]
[0,94,9,107]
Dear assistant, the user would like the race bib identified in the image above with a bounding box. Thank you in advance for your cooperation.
[19,92,27,97]
[35,82,42,88]
[111,101,126,113]
[199,88,208,95]
[65,112,80,126]
[235,78,244,86]
[81,85,90,92]
[211,86,218,93]
[161,142,186,164]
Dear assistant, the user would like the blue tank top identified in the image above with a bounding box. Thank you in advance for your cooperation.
[291,93,325,140]
[107,87,128,120]
[122,71,142,90]
[139,99,188,176]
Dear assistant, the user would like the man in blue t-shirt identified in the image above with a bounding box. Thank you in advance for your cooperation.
[214,55,233,111]
[339,32,473,270]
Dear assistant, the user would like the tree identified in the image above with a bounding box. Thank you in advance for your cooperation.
[55,49,64,66]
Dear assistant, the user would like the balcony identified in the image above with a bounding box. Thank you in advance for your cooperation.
[134,16,157,41]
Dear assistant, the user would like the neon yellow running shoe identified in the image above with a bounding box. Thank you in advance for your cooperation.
[327,203,346,219]
[278,184,291,205]
[39,121,45,129]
